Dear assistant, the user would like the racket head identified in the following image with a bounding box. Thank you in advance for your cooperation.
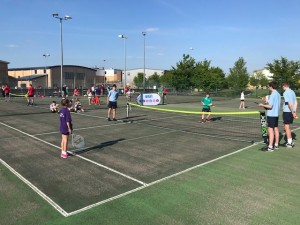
[72,134,85,149]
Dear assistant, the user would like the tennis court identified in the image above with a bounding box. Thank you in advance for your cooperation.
[0,95,299,217]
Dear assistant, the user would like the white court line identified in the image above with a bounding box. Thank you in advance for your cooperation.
[0,121,146,216]
[67,126,300,216]
[0,158,69,217]
[33,122,128,136]
[67,142,259,216]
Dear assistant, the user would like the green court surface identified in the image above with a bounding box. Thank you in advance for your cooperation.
[1,95,300,225]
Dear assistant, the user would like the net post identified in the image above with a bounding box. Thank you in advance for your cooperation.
[126,102,129,118]
[141,92,143,106]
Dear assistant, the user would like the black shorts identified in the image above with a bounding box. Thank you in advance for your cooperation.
[61,132,70,135]
[267,116,278,128]
[27,95,34,98]
[283,112,294,124]
[5,93,9,97]
[202,108,211,112]
[108,101,117,109]
[240,99,244,102]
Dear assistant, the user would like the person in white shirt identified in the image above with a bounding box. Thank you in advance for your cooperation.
[50,101,59,113]
[239,90,245,109]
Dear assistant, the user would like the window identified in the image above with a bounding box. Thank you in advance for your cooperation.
[65,72,74,79]
[76,73,85,80]
[34,70,37,74]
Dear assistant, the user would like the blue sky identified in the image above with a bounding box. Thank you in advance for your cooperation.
[1,0,300,74]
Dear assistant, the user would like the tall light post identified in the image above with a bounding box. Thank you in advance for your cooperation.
[43,53,50,90]
[52,13,72,94]
[42,53,50,72]
[118,34,128,89]
[142,32,146,92]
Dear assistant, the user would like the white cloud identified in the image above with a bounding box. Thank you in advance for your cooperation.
[7,44,18,48]
[145,28,159,32]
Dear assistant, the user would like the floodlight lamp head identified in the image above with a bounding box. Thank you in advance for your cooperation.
[118,34,124,38]
[64,15,72,20]
[52,13,59,17]
[142,31,147,36]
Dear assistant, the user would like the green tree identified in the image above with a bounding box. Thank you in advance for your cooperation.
[266,57,300,88]
[160,71,173,87]
[227,57,249,91]
[133,73,145,88]
[259,76,269,88]
[147,72,161,87]
[192,59,211,91]
[169,54,195,91]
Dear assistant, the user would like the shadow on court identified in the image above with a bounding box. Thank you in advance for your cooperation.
[70,138,125,155]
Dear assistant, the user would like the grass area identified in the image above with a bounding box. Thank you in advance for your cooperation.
[1,129,300,225]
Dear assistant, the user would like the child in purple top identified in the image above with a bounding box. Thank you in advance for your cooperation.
[59,99,73,158]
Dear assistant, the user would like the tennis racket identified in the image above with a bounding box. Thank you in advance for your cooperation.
[72,134,85,149]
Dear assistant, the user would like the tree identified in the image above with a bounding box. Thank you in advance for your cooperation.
[191,60,225,92]
[133,73,145,88]
[266,56,300,88]
[169,54,195,91]
[147,72,161,88]
[226,57,249,91]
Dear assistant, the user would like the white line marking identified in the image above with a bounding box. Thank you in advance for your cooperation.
[33,123,127,136]
[67,142,259,216]
[0,158,69,217]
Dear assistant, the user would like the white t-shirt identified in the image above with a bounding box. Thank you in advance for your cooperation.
[240,92,245,100]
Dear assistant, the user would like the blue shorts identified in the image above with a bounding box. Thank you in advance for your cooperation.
[108,101,117,109]
[267,116,278,128]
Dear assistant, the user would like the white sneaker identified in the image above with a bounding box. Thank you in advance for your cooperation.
[267,147,274,152]
[286,142,295,148]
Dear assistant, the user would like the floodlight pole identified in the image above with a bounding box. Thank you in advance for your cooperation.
[118,35,128,90]
[52,13,72,95]
[43,53,50,90]
[142,32,146,93]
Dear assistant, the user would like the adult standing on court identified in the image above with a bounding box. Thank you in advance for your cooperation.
[107,84,118,121]
[239,90,245,109]
[258,81,281,152]
[200,92,213,123]
[282,82,298,148]
[59,99,73,159]
[62,85,67,99]
[26,84,35,106]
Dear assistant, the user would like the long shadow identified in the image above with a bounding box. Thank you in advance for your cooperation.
[70,138,125,155]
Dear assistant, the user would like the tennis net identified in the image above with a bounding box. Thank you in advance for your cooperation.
[125,103,262,143]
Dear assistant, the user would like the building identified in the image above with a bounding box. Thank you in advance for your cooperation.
[124,68,166,86]
[253,68,273,80]
[8,65,100,89]
[0,60,9,86]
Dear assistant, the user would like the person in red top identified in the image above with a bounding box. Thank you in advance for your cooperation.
[3,84,10,102]
[27,84,35,106]
[73,87,80,97]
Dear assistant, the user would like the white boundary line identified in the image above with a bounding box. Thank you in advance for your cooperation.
[67,142,259,216]
[0,158,69,217]
[0,121,146,215]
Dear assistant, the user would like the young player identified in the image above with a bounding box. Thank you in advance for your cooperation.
[3,84,10,102]
[200,92,213,123]
[239,90,245,109]
[107,84,119,121]
[59,99,73,159]
[75,98,85,112]
[26,84,35,106]
[282,82,298,148]
[50,101,59,113]
[258,81,281,152]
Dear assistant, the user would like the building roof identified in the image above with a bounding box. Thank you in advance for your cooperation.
[16,74,47,81]
[0,60,10,64]
[8,65,97,71]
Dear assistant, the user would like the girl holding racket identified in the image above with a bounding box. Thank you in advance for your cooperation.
[59,99,73,158]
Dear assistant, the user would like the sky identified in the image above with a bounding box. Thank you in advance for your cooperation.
[1,0,300,74]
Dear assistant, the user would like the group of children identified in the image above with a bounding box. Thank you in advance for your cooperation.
[56,84,119,159]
